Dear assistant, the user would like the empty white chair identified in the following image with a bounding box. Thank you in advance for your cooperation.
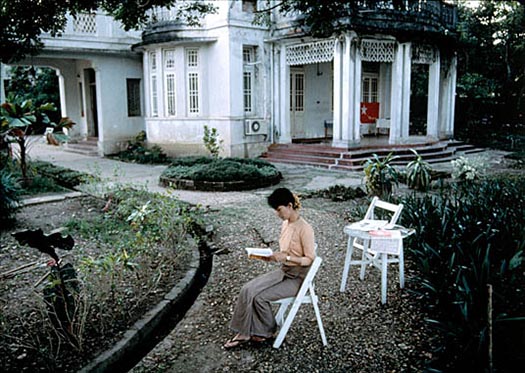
[340,197,406,303]
[271,256,327,348]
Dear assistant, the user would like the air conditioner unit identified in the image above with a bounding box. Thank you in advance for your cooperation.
[245,119,267,135]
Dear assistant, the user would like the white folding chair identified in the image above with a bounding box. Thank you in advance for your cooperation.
[339,197,405,301]
[271,256,327,348]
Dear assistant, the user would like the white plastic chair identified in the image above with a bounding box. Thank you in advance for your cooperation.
[271,256,327,348]
[339,197,405,303]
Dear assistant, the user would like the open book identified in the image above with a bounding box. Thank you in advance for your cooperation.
[245,248,273,261]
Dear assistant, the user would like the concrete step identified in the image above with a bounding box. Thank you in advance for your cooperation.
[63,140,99,156]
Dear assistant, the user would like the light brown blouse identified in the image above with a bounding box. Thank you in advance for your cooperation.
[279,217,315,267]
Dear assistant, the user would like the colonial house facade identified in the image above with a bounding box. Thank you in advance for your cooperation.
[3,0,458,158]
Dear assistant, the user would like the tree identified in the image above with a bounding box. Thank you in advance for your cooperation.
[456,1,525,125]
[0,100,75,180]
[0,0,216,64]
[5,66,61,124]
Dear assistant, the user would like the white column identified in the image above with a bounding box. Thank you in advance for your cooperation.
[57,70,67,118]
[401,43,411,138]
[352,48,362,143]
[278,44,291,143]
[438,54,457,139]
[390,42,411,143]
[447,55,457,137]
[426,50,440,139]
[0,63,5,103]
[332,37,343,145]
[333,33,360,148]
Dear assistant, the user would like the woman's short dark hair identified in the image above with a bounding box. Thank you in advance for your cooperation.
[267,187,300,210]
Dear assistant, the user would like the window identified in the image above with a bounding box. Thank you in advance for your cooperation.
[290,70,304,112]
[127,79,141,117]
[166,73,176,116]
[362,74,378,103]
[242,0,257,13]
[164,49,176,116]
[186,48,200,114]
[243,46,255,114]
[149,52,158,116]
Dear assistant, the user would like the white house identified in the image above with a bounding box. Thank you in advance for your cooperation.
[3,0,458,158]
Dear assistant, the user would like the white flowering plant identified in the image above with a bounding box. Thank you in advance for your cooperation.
[451,156,486,181]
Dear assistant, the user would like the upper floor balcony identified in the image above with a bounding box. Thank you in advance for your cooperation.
[349,0,457,36]
[40,12,141,55]
[272,0,457,42]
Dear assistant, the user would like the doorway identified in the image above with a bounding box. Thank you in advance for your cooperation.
[289,67,305,139]
[85,68,98,137]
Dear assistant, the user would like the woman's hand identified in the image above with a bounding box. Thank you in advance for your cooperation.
[271,252,288,263]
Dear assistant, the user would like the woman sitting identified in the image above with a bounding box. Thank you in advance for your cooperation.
[224,187,315,349]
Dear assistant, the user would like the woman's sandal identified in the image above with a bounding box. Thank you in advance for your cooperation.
[224,336,251,350]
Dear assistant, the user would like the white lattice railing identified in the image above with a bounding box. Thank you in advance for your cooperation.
[286,39,336,66]
[359,39,396,62]
[72,13,97,34]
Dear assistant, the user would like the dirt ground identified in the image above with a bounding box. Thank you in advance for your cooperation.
[2,150,523,372]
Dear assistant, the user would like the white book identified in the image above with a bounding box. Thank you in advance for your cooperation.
[245,248,273,260]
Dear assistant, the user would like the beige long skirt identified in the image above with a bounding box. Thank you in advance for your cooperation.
[229,265,309,338]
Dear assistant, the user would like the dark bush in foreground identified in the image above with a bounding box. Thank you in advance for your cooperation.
[399,177,525,372]
[0,169,21,224]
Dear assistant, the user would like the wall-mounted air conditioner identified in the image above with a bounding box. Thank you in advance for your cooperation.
[244,119,267,135]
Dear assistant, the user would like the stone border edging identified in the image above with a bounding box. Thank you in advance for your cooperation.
[80,244,203,373]
[159,173,281,192]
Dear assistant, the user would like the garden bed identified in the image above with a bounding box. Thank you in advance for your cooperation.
[160,156,282,191]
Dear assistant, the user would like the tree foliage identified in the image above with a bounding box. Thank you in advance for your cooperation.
[456,0,525,123]
[0,0,216,63]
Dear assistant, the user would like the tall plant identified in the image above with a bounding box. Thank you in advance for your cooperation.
[0,100,75,180]
[363,153,399,197]
[406,149,432,191]
[203,125,223,159]
[399,177,525,371]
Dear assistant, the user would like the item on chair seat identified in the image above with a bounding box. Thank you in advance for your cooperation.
[271,256,327,348]
[340,197,409,304]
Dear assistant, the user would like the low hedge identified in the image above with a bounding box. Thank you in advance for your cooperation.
[160,156,281,191]
[31,161,93,189]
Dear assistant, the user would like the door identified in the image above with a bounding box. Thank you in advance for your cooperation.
[290,68,305,139]
[86,68,98,137]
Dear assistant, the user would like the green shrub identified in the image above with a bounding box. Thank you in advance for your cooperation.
[399,177,525,371]
[305,184,366,201]
[0,169,21,224]
[363,153,399,197]
[114,131,168,164]
[406,149,432,191]
[31,161,90,189]
[162,157,280,183]
[203,125,223,158]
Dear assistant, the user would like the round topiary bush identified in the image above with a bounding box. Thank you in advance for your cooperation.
[160,156,282,191]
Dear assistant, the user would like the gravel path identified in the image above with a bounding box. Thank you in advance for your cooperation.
[131,195,435,373]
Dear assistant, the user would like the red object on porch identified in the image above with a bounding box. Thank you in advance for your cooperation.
[360,102,379,124]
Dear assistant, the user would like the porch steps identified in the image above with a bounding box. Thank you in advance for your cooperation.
[262,140,480,171]
[446,140,485,155]
[63,137,99,156]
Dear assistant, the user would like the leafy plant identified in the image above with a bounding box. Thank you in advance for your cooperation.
[399,177,525,371]
[0,169,21,224]
[114,131,168,164]
[451,155,486,182]
[0,99,75,180]
[363,153,399,197]
[162,157,280,183]
[203,125,223,159]
[406,149,432,191]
